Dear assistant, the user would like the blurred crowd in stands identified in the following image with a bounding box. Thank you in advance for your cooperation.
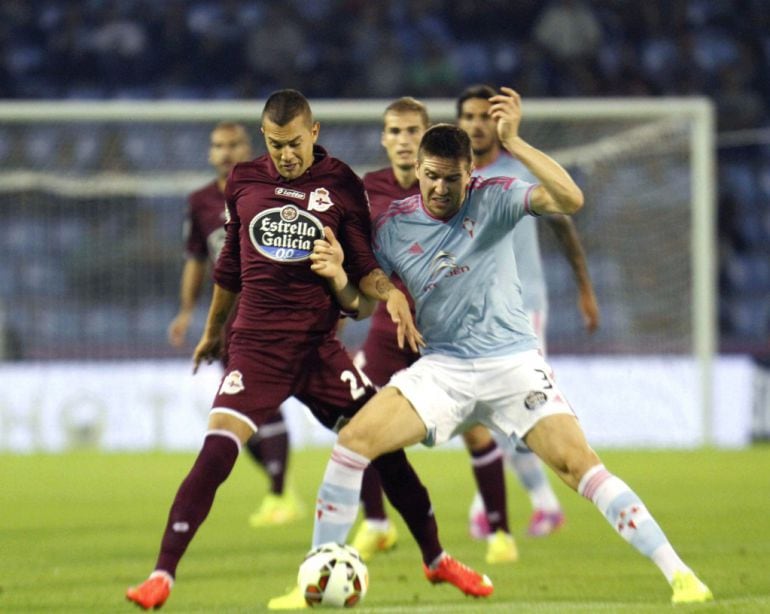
[0,0,768,354]
[0,0,767,133]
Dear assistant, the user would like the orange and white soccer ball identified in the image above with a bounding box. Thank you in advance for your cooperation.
[297,542,369,607]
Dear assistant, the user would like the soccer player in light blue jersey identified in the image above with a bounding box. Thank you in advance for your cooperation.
[349,97,516,566]
[309,87,712,605]
[457,84,600,540]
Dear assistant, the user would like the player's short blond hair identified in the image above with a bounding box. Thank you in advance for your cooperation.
[384,97,430,128]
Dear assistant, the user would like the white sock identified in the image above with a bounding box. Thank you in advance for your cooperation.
[364,518,390,532]
[312,444,369,547]
[651,544,691,583]
[428,551,447,569]
[149,570,174,587]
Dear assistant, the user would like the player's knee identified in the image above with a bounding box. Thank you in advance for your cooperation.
[462,424,493,450]
[337,420,373,456]
[557,446,602,489]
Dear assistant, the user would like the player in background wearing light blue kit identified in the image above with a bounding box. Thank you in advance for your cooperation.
[456,85,600,540]
[308,87,712,605]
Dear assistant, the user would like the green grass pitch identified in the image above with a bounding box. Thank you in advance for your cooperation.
[1,446,769,613]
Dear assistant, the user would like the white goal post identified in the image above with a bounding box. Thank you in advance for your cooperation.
[0,97,717,446]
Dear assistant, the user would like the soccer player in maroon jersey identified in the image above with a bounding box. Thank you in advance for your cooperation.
[351,98,516,566]
[126,90,492,611]
[167,122,302,530]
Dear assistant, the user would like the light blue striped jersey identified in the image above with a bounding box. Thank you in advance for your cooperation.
[373,176,540,358]
[473,152,547,312]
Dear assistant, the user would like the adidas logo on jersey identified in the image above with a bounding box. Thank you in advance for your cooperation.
[408,242,424,254]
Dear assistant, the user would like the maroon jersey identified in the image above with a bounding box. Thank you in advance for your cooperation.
[184,181,227,263]
[364,167,419,219]
[214,145,379,337]
[360,168,420,385]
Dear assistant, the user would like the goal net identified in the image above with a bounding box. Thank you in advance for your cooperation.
[0,98,716,443]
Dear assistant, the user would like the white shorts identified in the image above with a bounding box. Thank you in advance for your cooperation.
[387,349,574,447]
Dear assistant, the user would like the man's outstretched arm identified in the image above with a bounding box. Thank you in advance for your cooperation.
[311,226,424,352]
[492,87,584,215]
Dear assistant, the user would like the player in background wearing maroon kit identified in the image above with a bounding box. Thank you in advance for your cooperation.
[167,122,302,529]
[127,90,492,611]
[350,98,514,566]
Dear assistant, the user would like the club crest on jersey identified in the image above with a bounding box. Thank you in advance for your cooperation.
[248,204,323,262]
[275,187,306,200]
[308,187,335,212]
[220,370,245,395]
[462,216,476,238]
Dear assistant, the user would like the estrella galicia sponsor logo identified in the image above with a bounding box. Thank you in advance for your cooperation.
[524,391,548,410]
[248,204,323,262]
[275,187,306,200]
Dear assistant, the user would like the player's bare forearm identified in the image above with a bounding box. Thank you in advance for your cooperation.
[310,228,417,337]
[192,284,236,372]
[490,87,582,215]
[359,268,396,302]
[383,286,425,352]
[179,258,207,313]
[546,215,600,332]
[332,273,377,320]
[169,259,208,345]
[506,137,583,215]
[203,284,237,337]
[359,270,425,351]
[311,226,377,319]
[546,215,593,290]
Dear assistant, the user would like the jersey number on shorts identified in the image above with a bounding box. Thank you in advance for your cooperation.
[534,368,554,389]
[340,367,374,400]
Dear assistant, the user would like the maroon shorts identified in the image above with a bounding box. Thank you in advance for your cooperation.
[212,328,375,431]
[358,326,420,388]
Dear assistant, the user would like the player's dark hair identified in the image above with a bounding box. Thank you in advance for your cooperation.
[262,89,313,127]
[456,84,497,117]
[384,97,430,127]
[418,123,472,165]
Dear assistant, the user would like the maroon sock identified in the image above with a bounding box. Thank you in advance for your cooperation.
[360,465,387,520]
[155,433,239,577]
[245,412,289,495]
[373,449,442,565]
[471,440,509,533]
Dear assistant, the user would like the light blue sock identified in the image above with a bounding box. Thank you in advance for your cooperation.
[578,464,688,581]
[312,444,369,547]
[500,434,560,511]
